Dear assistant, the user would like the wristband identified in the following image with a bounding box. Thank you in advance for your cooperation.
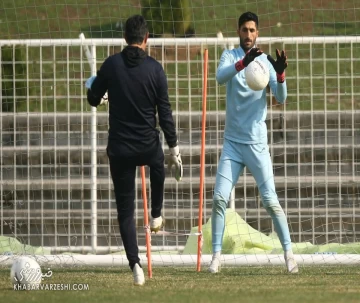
[235,60,245,72]
[277,72,285,83]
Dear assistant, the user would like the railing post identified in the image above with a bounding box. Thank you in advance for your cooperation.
[90,44,98,254]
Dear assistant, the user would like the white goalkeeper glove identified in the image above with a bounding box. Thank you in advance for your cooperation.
[168,145,183,182]
[99,91,108,105]
[85,76,108,106]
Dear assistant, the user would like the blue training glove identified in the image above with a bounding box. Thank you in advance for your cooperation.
[85,76,97,90]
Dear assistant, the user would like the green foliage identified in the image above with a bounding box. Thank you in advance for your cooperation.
[142,0,193,37]
[1,46,27,112]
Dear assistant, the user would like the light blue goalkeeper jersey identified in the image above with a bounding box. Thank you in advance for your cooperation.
[216,46,287,145]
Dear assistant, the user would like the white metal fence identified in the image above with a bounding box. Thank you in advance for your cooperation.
[0,37,359,254]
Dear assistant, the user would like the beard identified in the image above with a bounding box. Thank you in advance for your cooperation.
[240,38,255,52]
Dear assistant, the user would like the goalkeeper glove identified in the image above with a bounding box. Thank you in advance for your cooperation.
[267,49,288,83]
[168,145,183,182]
[235,47,263,71]
[85,75,96,89]
[100,91,108,105]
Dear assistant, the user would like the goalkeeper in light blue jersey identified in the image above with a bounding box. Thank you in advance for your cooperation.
[209,12,298,274]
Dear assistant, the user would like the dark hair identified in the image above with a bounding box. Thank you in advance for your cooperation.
[238,12,259,28]
[125,15,148,44]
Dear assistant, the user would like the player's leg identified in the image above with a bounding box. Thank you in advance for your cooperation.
[108,156,145,285]
[148,142,166,232]
[243,143,298,273]
[209,139,244,273]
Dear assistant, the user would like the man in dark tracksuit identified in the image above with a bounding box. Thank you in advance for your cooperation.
[85,15,183,286]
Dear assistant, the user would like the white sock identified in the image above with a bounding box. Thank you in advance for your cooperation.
[213,251,221,259]
[284,250,294,259]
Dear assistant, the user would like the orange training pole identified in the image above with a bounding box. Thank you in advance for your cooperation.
[140,166,152,278]
[197,49,208,271]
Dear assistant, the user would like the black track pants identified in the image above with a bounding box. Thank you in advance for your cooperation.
[108,143,165,269]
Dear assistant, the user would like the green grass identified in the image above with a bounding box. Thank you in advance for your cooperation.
[1,266,360,303]
[1,0,359,39]
[1,0,360,112]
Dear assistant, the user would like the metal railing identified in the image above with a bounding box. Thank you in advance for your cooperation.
[0,37,359,253]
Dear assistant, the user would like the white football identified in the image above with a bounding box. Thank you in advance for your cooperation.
[10,256,42,287]
[245,59,270,91]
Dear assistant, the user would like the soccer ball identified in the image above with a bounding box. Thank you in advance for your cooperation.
[10,256,42,288]
[245,60,270,91]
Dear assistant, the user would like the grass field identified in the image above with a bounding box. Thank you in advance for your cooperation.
[1,0,360,112]
[1,266,360,303]
[1,0,359,39]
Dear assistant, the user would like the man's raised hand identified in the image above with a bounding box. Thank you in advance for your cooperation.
[267,49,288,74]
[85,75,97,90]
[242,47,263,67]
[85,75,108,105]
[235,47,263,72]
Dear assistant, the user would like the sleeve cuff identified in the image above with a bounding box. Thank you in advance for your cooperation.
[277,72,285,83]
[168,140,178,148]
